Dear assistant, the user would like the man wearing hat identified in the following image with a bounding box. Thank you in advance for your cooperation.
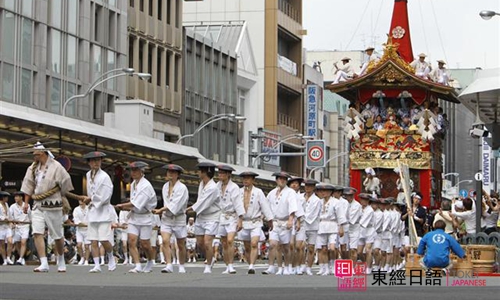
[9,191,30,265]
[115,161,157,273]
[262,171,298,275]
[153,164,189,274]
[215,165,244,275]
[236,171,273,274]
[21,142,74,272]
[80,151,116,273]
[333,57,354,84]
[378,198,395,272]
[0,191,13,265]
[410,53,431,79]
[315,184,340,276]
[187,162,221,274]
[343,187,362,262]
[358,46,379,76]
[357,193,376,274]
[301,179,322,275]
[332,186,349,260]
[429,60,450,85]
[372,196,384,272]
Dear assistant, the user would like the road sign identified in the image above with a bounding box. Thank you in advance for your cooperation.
[474,172,483,181]
[306,140,325,168]
[469,189,475,198]
[459,189,468,198]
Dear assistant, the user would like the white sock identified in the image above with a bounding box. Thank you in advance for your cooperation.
[93,257,100,265]
[40,257,48,267]
[100,256,105,263]
[160,252,165,261]
[249,264,254,269]
[135,263,142,270]
[228,264,234,269]
[123,253,128,260]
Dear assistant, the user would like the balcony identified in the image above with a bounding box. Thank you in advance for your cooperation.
[278,0,302,38]
[277,113,302,147]
[278,0,300,23]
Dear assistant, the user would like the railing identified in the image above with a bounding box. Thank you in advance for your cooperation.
[278,113,299,131]
[278,0,300,23]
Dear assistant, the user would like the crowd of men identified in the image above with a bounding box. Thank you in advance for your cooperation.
[0,143,499,276]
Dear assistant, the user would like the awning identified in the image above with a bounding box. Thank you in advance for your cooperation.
[459,68,500,124]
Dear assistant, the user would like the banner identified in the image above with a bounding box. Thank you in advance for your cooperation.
[482,138,491,194]
[306,85,318,138]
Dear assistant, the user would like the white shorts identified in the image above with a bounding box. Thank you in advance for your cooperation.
[338,225,349,246]
[212,238,221,247]
[218,221,238,236]
[373,234,382,249]
[402,236,410,247]
[295,226,306,242]
[269,223,292,245]
[32,209,64,240]
[348,230,361,250]
[358,228,376,245]
[158,235,163,245]
[150,230,158,246]
[392,233,401,249]
[13,226,30,242]
[128,224,153,240]
[237,227,262,241]
[87,222,112,242]
[194,221,219,236]
[305,230,318,246]
[316,233,338,249]
[381,239,393,253]
[0,228,9,240]
[76,229,90,245]
[186,238,196,250]
[160,224,187,239]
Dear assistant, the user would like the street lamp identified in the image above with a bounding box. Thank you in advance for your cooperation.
[251,134,313,168]
[176,113,246,145]
[308,151,349,179]
[479,10,500,20]
[63,69,151,116]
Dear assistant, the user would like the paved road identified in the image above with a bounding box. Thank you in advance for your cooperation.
[0,263,498,300]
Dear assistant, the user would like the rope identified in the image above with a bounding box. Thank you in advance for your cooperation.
[429,0,449,65]
[417,0,430,56]
[344,0,373,50]
[31,185,60,201]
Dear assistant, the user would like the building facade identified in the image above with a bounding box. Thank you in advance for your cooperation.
[0,0,127,121]
[182,27,239,163]
[184,0,306,174]
[127,0,183,141]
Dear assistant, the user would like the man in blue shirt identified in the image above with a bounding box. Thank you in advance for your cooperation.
[417,220,465,271]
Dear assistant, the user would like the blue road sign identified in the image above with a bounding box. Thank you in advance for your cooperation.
[459,189,468,198]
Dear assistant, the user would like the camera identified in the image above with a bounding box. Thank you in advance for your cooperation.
[469,123,489,138]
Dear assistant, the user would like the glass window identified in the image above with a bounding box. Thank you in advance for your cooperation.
[51,78,61,113]
[4,0,15,11]
[2,63,14,101]
[22,0,33,17]
[67,35,77,78]
[21,69,31,105]
[51,30,61,73]
[68,0,78,34]
[2,12,15,60]
[50,0,62,28]
[107,51,115,89]
[93,45,102,80]
[22,19,33,64]
[109,0,116,8]
[66,83,77,116]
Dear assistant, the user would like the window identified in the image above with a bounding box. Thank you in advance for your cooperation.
[68,0,78,34]
[148,0,153,16]
[2,12,15,60]
[50,78,61,113]
[50,0,62,28]
[92,45,102,80]
[156,48,162,86]
[21,0,33,17]
[67,36,77,78]
[128,38,134,70]
[175,55,180,92]
[50,30,61,74]
[21,19,33,64]
[147,44,153,82]
[107,51,115,89]
[4,0,15,11]
[2,64,14,101]
[139,0,144,12]
[109,12,116,48]
[175,0,181,27]
[66,83,77,116]
[21,69,31,105]
[130,0,134,7]
[109,0,116,8]
[94,4,102,43]
[158,0,162,21]
[165,51,170,87]
[166,0,171,24]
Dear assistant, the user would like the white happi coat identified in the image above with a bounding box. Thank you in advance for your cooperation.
[161,180,189,226]
[267,186,298,221]
[86,169,114,223]
[318,197,338,234]
[373,208,384,234]
[128,177,157,226]
[192,179,221,222]
[359,204,375,239]
[0,202,10,231]
[21,157,74,211]
[348,198,363,232]
[239,186,273,229]
[218,180,245,225]
[303,193,322,231]
[73,205,89,232]
[381,209,392,239]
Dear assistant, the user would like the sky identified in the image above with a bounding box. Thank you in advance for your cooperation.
[303,0,500,69]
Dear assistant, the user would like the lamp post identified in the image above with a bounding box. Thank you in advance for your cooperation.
[479,10,500,20]
[63,69,151,116]
[443,172,460,189]
[252,134,312,169]
[308,151,349,179]
[176,113,246,145]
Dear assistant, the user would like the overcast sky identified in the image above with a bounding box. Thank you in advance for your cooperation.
[303,0,500,69]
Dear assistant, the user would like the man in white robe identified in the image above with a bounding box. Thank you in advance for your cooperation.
[301,179,322,275]
[410,53,431,79]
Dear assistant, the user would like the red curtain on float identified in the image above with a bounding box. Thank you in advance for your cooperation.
[418,169,432,209]
[350,169,363,199]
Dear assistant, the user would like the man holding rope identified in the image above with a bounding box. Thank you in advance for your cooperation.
[21,142,74,273]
